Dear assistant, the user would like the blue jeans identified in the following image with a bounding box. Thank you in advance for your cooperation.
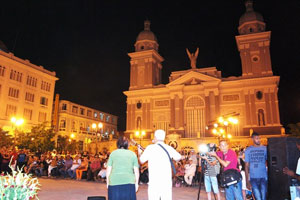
[250,178,267,200]
[225,180,243,200]
[67,168,77,179]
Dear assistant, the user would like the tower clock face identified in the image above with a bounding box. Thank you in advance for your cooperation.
[136,102,142,109]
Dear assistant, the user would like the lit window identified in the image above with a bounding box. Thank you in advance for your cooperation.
[100,113,104,120]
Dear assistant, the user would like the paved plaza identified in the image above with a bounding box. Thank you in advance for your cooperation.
[37,178,226,200]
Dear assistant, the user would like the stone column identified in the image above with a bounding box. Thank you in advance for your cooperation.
[170,97,175,128]
[264,91,272,124]
[179,97,184,128]
[250,91,256,125]
[244,93,251,125]
[270,92,279,124]
[131,104,136,130]
[126,102,131,130]
[146,101,151,129]
[142,100,146,128]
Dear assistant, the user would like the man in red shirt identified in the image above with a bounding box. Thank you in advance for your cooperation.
[208,140,243,200]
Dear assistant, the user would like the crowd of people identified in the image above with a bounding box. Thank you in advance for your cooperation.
[2,131,291,200]
[0,147,109,182]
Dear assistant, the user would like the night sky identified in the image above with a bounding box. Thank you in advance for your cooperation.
[1,0,300,131]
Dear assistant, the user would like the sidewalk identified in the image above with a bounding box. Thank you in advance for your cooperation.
[37,178,225,200]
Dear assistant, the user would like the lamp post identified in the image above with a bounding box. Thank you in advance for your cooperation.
[207,114,238,142]
[11,117,24,145]
[92,122,103,154]
[135,130,146,146]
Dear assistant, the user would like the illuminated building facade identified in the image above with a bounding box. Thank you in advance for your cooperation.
[124,1,282,148]
[0,43,58,132]
[52,95,118,152]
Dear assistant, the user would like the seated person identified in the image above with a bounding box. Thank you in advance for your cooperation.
[36,155,48,176]
[24,156,34,174]
[76,156,89,180]
[48,156,58,177]
[27,156,41,176]
[57,155,65,173]
[184,158,197,186]
[97,159,107,181]
[59,155,73,178]
[87,155,101,181]
[67,155,81,179]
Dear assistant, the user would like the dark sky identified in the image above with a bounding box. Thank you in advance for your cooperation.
[1,0,300,131]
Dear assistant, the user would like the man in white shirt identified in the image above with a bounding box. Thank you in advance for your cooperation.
[138,129,182,200]
[283,140,300,180]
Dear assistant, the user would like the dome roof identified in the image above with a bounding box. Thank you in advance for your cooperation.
[239,0,264,26]
[136,20,157,42]
[0,40,9,53]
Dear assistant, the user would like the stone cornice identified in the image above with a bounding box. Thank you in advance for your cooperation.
[0,50,57,79]
[128,49,164,62]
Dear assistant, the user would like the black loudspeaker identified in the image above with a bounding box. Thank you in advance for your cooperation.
[87,196,106,200]
[268,137,300,200]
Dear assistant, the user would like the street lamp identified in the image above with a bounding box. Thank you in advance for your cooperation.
[135,130,146,146]
[92,122,103,154]
[208,114,239,142]
[11,117,24,145]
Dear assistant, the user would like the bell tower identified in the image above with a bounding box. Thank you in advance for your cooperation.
[235,0,273,78]
[128,20,164,90]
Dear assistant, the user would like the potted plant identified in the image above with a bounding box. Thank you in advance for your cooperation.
[0,164,40,200]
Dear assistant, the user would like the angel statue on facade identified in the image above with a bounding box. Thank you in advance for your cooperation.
[186,47,199,69]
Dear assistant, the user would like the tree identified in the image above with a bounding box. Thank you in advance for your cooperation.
[19,122,56,152]
[287,122,300,137]
[57,135,80,154]
[0,128,13,147]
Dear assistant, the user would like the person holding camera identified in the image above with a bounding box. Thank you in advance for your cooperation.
[201,143,221,200]
[208,140,243,200]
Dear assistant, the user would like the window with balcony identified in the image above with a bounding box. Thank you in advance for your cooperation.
[87,110,92,117]
[100,113,104,120]
[62,103,67,110]
[80,108,85,115]
[72,106,78,113]
[40,97,48,106]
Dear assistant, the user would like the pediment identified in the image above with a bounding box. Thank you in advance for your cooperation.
[167,71,221,86]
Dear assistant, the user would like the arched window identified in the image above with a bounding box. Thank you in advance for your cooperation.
[184,96,205,138]
[258,109,265,126]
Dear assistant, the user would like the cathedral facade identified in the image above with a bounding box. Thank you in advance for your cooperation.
[124,1,282,147]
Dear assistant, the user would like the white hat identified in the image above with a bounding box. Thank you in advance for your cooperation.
[154,129,166,141]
